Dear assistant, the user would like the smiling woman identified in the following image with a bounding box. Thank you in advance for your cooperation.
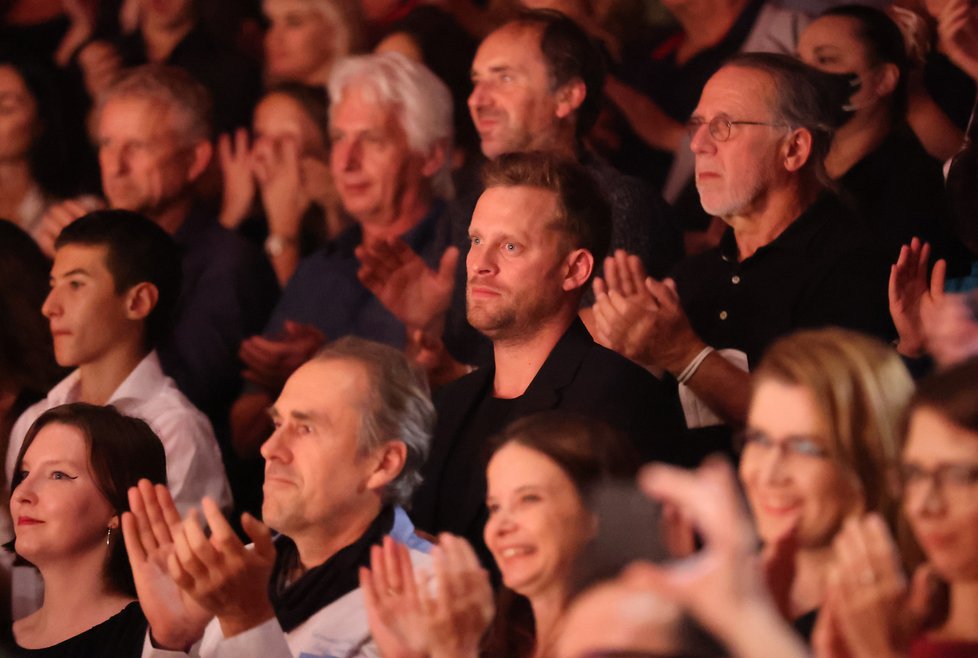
[1,403,167,657]
[739,327,915,639]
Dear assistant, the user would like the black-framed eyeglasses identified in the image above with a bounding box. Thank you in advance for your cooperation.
[900,462,978,501]
[686,115,786,142]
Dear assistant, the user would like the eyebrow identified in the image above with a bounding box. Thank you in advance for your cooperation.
[50,267,92,281]
[18,458,80,471]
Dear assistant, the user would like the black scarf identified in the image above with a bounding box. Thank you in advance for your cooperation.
[268,506,395,633]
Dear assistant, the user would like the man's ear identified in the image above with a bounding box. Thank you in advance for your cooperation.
[124,282,159,321]
[185,139,213,183]
[562,248,594,292]
[782,127,813,173]
[555,78,587,120]
[365,440,408,492]
[420,140,448,179]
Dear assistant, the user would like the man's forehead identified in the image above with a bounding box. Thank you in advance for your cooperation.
[52,243,110,276]
[475,23,546,70]
[278,357,372,413]
[694,65,776,118]
[99,95,183,137]
[470,185,561,234]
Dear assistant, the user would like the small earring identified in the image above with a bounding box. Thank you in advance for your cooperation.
[106,527,112,546]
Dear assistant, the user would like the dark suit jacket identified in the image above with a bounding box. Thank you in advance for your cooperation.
[410,318,686,567]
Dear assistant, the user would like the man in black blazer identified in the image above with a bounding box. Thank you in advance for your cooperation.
[410,152,687,566]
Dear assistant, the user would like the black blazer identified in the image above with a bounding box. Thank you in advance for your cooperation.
[410,318,687,565]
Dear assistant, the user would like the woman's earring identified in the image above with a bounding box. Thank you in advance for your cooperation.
[106,527,112,546]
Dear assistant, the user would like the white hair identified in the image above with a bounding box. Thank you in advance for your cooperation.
[329,52,455,199]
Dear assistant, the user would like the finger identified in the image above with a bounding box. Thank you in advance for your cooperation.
[382,536,404,595]
[154,483,182,528]
[603,255,622,293]
[135,479,175,547]
[121,511,147,562]
[437,246,460,284]
[359,565,381,614]
[593,276,608,297]
[183,508,223,572]
[218,133,232,166]
[393,539,421,608]
[201,497,245,561]
[930,258,947,301]
[614,250,636,296]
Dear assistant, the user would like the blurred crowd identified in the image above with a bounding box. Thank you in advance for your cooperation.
[1,0,977,656]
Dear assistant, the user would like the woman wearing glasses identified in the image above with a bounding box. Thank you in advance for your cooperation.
[737,327,915,639]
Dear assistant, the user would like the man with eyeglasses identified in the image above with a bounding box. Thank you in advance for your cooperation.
[593,53,893,439]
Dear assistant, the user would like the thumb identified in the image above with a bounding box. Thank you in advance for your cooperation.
[241,512,276,561]
[907,562,943,629]
[438,247,460,283]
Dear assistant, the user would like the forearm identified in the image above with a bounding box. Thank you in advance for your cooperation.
[604,76,686,152]
[719,602,810,658]
[907,89,967,161]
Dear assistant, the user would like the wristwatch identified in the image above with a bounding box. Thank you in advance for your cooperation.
[264,234,297,258]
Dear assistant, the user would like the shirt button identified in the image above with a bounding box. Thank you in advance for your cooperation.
[719,310,728,320]
[731,275,741,284]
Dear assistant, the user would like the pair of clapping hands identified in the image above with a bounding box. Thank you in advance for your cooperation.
[122,482,276,651]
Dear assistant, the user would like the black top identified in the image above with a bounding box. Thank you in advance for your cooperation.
[672,192,894,368]
[837,127,970,273]
[412,317,686,568]
[0,602,146,657]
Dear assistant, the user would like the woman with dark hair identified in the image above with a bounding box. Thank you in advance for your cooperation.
[0,58,87,243]
[797,5,965,268]
[219,82,347,285]
[0,403,167,656]
[360,412,638,658]
[0,222,64,449]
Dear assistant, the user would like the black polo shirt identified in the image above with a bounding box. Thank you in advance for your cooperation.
[671,192,894,368]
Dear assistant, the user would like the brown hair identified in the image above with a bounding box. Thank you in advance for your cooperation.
[906,357,978,433]
[482,412,639,658]
[752,328,913,534]
[481,151,612,272]
[12,403,168,597]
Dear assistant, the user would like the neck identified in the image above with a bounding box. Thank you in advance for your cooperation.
[302,63,334,89]
[938,580,978,640]
[147,197,192,235]
[826,110,892,179]
[790,545,834,618]
[358,193,432,243]
[77,344,147,405]
[141,20,194,62]
[291,498,383,572]
[728,178,819,261]
[674,0,750,60]
[31,549,132,638]
[491,309,575,399]
[529,587,567,658]
[0,160,35,218]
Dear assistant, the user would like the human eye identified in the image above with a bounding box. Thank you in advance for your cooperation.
[686,117,706,135]
[787,437,828,459]
[740,429,772,450]
[12,470,27,488]
[501,242,521,255]
[519,492,541,505]
[943,463,978,489]
[284,12,307,28]
[486,500,500,515]
[899,464,927,486]
[470,235,482,246]
[67,278,84,290]
[51,471,77,481]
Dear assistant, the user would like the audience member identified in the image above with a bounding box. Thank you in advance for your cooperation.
[126,337,434,657]
[740,328,913,638]
[797,5,965,269]
[358,9,683,366]
[812,358,978,657]
[218,82,347,285]
[73,0,262,132]
[0,403,167,656]
[262,0,365,87]
[229,52,453,458]
[6,210,231,518]
[38,65,279,450]
[410,153,686,567]
[364,412,639,658]
[0,57,98,241]
[0,222,64,452]
[593,53,893,431]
